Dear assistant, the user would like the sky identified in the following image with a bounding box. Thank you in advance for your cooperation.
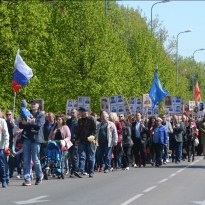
[116,1,205,63]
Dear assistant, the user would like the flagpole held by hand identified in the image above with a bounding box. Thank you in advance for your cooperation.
[12,92,16,118]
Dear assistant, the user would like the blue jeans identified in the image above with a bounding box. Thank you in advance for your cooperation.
[15,149,23,175]
[0,150,6,184]
[97,144,112,170]
[175,142,182,162]
[78,141,95,174]
[23,139,42,181]
[61,150,68,170]
[70,145,79,173]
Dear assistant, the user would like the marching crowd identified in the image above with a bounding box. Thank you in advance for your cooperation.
[0,100,204,188]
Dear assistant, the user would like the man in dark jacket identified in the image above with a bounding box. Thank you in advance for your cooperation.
[76,107,96,177]
[172,115,185,163]
[66,109,81,178]
[5,110,15,179]
[131,112,148,167]
[19,101,45,186]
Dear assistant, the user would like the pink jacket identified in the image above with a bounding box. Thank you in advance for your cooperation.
[49,125,73,149]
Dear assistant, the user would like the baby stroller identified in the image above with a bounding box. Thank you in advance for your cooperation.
[42,141,64,180]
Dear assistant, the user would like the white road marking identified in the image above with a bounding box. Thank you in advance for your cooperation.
[121,194,144,205]
[176,169,185,173]
[121,157,204,205]
[169,173,177,177]
[14,195,50,205]
[158,178,168,183]
[143,186,157,193]
[191,199,205,205]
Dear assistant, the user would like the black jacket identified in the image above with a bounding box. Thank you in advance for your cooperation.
[19,111,45,143]
[76,116,96,142]
[122,125,133,147]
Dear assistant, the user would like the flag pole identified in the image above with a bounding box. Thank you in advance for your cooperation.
[13,92,16,118]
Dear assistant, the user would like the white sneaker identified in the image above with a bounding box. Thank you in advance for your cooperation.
[134,164,137,168]
[16,175,21,179]
[110,168,114,172]
[83,172,89,176]
[166,159,169,163]
[125,167,129,170]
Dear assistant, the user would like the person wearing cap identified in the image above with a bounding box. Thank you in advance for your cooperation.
[19,100,45,186]
[0,108,10,188]
[152,117,168,167]
[76,107,97,178]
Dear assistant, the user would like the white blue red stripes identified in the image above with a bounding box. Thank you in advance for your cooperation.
[12,49,33,92]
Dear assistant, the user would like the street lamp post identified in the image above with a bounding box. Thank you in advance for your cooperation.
[192,48,205,100]
[105,0,109,15]
[176,30,192,87]
[151,0,170,33]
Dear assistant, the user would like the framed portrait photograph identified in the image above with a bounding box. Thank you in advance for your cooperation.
[136,98,142,105]
[117,95,124,104]
[175,96,182,104]
[110,96,117,105]
[164,95,172,107]
[188,101,195,111]
[130,97,135,105]
[147,107,153,116]
[100,97,110,112]
[73,100,78,109]
[117,104,124,114]
[174,104,181,113]
[143,94,152,108]
[169,105,174,114]
[78,96,84,106]
[67,100,73,108]
[153,107,158,116]
[198,102,204,111]
[135,106,141,113]
[110,105,117,113]
[84,97,90,105]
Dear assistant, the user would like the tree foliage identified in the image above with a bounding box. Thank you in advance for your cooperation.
[0,0,203,115]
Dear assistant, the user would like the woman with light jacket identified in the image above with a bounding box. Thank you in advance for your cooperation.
[48,114,73,174]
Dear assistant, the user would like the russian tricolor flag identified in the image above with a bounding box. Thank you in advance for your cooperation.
[12,49,33,92]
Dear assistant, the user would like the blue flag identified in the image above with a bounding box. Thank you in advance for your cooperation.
[149,69,169,108]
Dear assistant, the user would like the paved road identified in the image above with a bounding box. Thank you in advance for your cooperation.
[1,156,205,205]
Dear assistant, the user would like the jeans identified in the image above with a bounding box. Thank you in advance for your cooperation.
[23,139,42,181]
[69,145,79,173]
[4,155,9,182]
[61,150,68,170]
[0,150,6,184]
[15,149,23,175]
[174,142,182,162]
[97,144,112,170]
[78,141,95,175]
